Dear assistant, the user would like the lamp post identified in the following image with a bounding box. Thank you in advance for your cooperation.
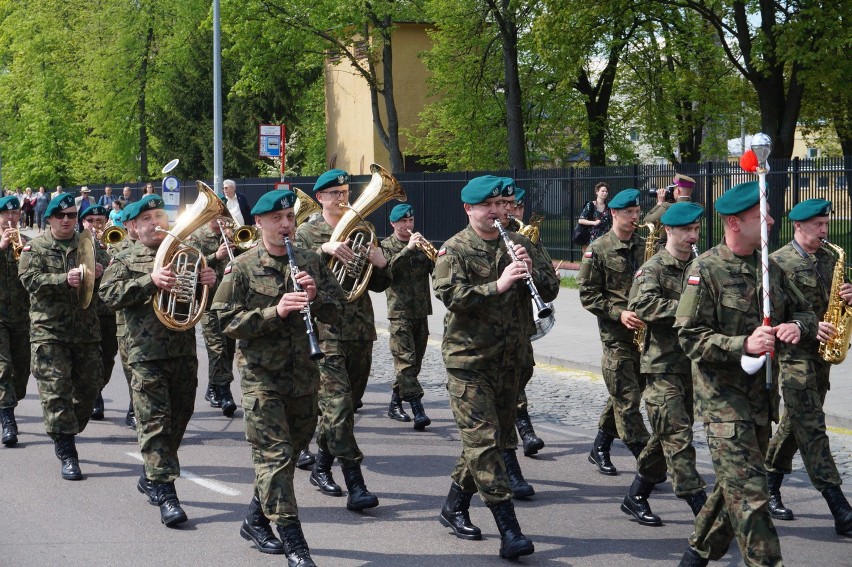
[212,0,223,196]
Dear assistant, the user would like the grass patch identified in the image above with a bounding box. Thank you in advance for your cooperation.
[560,275,579,289]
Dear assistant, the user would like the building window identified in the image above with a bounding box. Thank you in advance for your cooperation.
[629,129,640,143]
[807,147,819,158]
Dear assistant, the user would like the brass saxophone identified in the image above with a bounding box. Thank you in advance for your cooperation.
[514,213,545,244]
[819,239,852,364]
[633,222,660,351]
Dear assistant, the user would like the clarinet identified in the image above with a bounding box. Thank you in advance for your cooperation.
[283,237,325,361]
[493,220,553,319]
[691,244,699,258]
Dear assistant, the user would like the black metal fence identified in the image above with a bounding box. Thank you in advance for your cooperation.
[76,157,851,263]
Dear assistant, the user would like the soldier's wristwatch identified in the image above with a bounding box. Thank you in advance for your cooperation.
[791,320,805,335]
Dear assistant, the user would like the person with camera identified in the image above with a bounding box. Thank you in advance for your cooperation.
[575,182,611,251]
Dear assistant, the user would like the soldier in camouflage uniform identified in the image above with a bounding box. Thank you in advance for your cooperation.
[623,202,707,527]
[763,199,852,535]
[296,169,390,510]
[100,194,217,527]
[213,190,343,565]
[0,196,30,447]
[674,181,818,567]
[434,176,559,559]
[109,211,139,429]
[19,193,104,480]
[379,203,434,429]
[578,188,649,475]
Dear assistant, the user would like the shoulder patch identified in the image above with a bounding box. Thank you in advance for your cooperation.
[437,248,446,257]
[108,258,114,266]
[224,264,232,275]
[687,275,701,286]
[22,244,31,252]
[634,269,643,277]
[583,250,593,259]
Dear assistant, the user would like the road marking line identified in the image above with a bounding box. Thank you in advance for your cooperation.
[125,452,241,496]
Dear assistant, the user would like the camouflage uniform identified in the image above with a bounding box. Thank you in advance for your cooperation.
[296,216,390,467]
[212,243,343,527]
[578,229,649,448]
[0,235,30,410]
[434,226,559,505]
[380,233,434,401]
[95,242,118,390]
[99,240,198,483]
[109,237,136,390]
[675,243,817,565]
[18,231,103,438]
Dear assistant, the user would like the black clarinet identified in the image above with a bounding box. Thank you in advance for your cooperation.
[493,220,552,319]
[283,237,324,361]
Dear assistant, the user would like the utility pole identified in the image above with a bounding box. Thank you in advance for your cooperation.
[212,0,223,195]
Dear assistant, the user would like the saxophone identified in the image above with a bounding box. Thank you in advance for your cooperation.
[633,222,660,351]
[819,239,852,364]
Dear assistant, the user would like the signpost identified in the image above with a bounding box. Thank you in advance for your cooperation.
[259,124,286,181]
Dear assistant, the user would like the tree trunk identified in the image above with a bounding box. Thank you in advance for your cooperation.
[138,27,153,181]
[499,6,527,170]
[380,29,404,174]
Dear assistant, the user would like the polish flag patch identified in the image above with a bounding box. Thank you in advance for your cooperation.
[583,250,593,259]
[224,264,232,275]
[634,269,643,277]
[22,244,31,252]
[437,248,446,257]
[687,275,701,285]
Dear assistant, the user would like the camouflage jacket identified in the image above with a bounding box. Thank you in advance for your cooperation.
[0,234,30,324]
[628,248,690,374]
[109,237,136,337]
[380,234,434,319]
[18,230,101,344]
[296,215,390,341]
[675,243,817,424]
[578,229,645,343]
[433,225,559,370]
[94,241,116,320]
[211,243,345,396]
[185,224,237,306]
[99,240,196,363]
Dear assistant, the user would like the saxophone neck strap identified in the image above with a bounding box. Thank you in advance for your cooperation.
[790,239,829,299]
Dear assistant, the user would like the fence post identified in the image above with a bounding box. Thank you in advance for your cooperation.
[568,166,575,262]
[792,156,800,206]
[705,161,714,250]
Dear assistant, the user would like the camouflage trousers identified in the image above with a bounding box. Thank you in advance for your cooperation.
[31,341,103,439]
[201,310,235,387]
[242,389,318,527]
[447,365,520,506]
[388,317,427,401]
[690,421,783,566]
[636,373,706,496]
[315,339,372,468]
[507,360,534,451]
[118,333,132,386]
[130,356,198,483]
[765,360,840,492]
[0,320,30,409]
[98,313,118,389]
[598,340,649,446]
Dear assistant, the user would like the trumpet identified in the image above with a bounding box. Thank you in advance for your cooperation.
[493,220,552,319]
[284,237,324,361]
[406,229,438,262]
[216,219,237,264]
[100,222,127,246]
[5,221,24,261]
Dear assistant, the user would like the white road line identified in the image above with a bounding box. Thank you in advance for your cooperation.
[125,452,241,496]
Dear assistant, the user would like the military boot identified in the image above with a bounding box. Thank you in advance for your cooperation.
[125,402,137,430]
[621,474,662,526]
[217,385,237,417]
[822,485,852,535]
[240,496,285,555]
[766,471,794,520]
[204,383,222,408]
[588,429,618,475]
[1,407,18,447]
[295,448,315,471]
[409,397,431,430]
[503,449,535,498]
[277,522,317,567]
[678,548,709,567]
[341,464,379,511]
[153,481,188,526]
[439,481,482,540]
[137,473,158,505]
[54,434,82,480]
[515,409,544,456]
[683,490,708,516]
[489,500,534,559]
[309,448,342,496]
[387,392,411,422]
[91,392,105,420]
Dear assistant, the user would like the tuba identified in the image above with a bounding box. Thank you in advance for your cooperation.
[633,221,659,351]
[328,163,406,302]
[152,180,226,331]
[819,239,852,364]
[294,187,321,226]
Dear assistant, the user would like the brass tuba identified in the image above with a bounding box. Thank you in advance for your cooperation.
[294,187,321,225]
[819,239,852,364]
[328,164,406,302]
[152,180,226,331]
[633,221,659,351]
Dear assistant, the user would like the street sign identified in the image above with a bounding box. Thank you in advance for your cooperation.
[259,124,284,158]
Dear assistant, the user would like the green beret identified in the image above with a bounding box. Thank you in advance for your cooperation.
[0,196,21,211]
[660,202,704,227]
[461,175,503,204]
[251,190,296,216]
[45,194,77,218]
[609,189,640,210]
[313,169,350,193]
[514,187,526,204]
[124,194,164,221]
[789,199,832,222]
[499,178,516,198]
[715,181,760,215]
[79,204,109,220]
[119,202,136,223]
[389,203,413,222]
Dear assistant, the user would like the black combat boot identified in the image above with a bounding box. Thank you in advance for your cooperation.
[621,474,662,526]
[409,397,431,430]
[1,407,18,447]
[678,547,709,567]
[295,448,315,471]
[277,522,317,567]
[54,434,82,480]
[153,481,188,526]
[387,392,411,422]
[515,409,544,456]
[822,485,852,535]
[204,383,222,408]
[240,496,285,554]
[137,473,158,505]
[439,481,482,540]
[489,500,534,559]
[766,471,794,520]
[91,392,105,420]
[588,429,618,475]
[503,449,535,498]
[309,449,342,496]
[341,464,379,510]
[217,385,237,417]
[627,442,646,460]
[683,490,708,516]
[125,402,137,430]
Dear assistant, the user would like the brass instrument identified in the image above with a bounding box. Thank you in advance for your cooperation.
[216,219,237,264]
[284,236,324,360]
[406,229,438,263]
[5,221,25,261]
[100,222,127,246]
[493,220,552,319]
[152,180,227,331]
[220,200,259,251]
[328,163,406,302]
[77,228,96,309]
[294,187,321,225]
[633,221,659,351]
[513,213,545,244]
[819,239,852,364]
